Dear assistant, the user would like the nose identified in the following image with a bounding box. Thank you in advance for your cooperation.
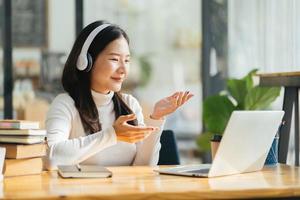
[117,60,127,74]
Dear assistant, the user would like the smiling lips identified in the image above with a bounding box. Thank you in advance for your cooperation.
[111,77,123,82]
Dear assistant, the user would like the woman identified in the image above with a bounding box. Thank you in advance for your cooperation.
[46,20,193,169]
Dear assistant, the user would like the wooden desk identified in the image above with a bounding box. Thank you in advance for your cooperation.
[258,71,300,166]
[1,165,300,199]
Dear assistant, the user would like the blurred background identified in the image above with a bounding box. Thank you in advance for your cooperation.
[0,0,299,165]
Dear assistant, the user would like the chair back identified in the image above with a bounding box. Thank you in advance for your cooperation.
[158,130,180,165]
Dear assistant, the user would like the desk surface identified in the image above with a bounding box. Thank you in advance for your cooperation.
[2,165,300,200]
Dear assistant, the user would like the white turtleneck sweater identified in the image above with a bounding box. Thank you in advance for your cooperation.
[45,91,165,170]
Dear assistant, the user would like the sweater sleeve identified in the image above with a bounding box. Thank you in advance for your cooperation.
[45,94,117,170]
[123,95,165,166]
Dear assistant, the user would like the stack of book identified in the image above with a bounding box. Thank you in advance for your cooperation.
[0,120,47,177]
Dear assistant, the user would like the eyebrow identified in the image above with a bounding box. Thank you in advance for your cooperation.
[108,53,130,57]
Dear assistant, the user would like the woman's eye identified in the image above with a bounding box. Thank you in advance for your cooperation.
[125,60,130,63]
[110,58,118,61]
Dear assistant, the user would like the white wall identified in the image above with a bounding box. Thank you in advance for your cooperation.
[48,0,75,52]
[228,0,300,78]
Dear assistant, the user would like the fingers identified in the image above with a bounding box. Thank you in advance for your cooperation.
[123,125,159,133]
[176,92,184,106]
[117,135,146,143]
[116,129,153,143]
[181,91,190,104]
[173,91,194,106]
[117,114,136,124]
[187,93,194,101]
[181,91,194,105]
[117,132,146,138]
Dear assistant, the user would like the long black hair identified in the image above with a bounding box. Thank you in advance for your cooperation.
[62,20,137,134]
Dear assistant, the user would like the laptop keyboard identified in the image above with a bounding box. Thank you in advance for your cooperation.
[186,168,210,174]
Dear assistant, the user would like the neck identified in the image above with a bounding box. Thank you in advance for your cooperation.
[91,88,111,95]
[91,90,114,106]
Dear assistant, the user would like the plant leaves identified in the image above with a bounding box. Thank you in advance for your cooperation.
[196,132,214,152]
[226,79,248,109]
[226,69,258,109]
[244,86,281,110]
[203,95,236,133]
[243,69,258,91]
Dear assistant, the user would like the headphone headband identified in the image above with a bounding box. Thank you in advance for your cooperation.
[76,24,111,71]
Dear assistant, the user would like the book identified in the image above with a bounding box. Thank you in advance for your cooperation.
[0,129,46,136]
[0,135,45,144]
[0,148,5,181]
[0,143,46,159]
[58,165,112,178]
[4,157,43,177]
[0,120,39,130]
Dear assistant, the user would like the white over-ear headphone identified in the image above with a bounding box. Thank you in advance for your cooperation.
[76,24,111,71]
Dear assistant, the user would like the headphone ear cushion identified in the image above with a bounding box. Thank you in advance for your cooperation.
[76,54,88,71]
[85,53,93,72]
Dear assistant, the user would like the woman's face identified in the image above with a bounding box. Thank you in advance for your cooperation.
[91,36,130,94]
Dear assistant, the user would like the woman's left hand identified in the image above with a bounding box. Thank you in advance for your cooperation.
[150,91,194,120]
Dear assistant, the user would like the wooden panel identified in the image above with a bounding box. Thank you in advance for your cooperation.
[1,165,300,199]
[257,72,300,87]
[257,71,300,77]
[259,76,300,87]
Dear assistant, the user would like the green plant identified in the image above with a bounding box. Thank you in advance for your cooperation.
[197,69,281,152]
[138,55,152,87]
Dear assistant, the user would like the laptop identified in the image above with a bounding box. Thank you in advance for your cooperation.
[155,110,284,178]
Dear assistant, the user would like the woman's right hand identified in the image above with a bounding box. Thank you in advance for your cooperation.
[113,114,158,143]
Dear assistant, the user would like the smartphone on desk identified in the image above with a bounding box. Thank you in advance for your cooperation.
[57,164,112,178]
